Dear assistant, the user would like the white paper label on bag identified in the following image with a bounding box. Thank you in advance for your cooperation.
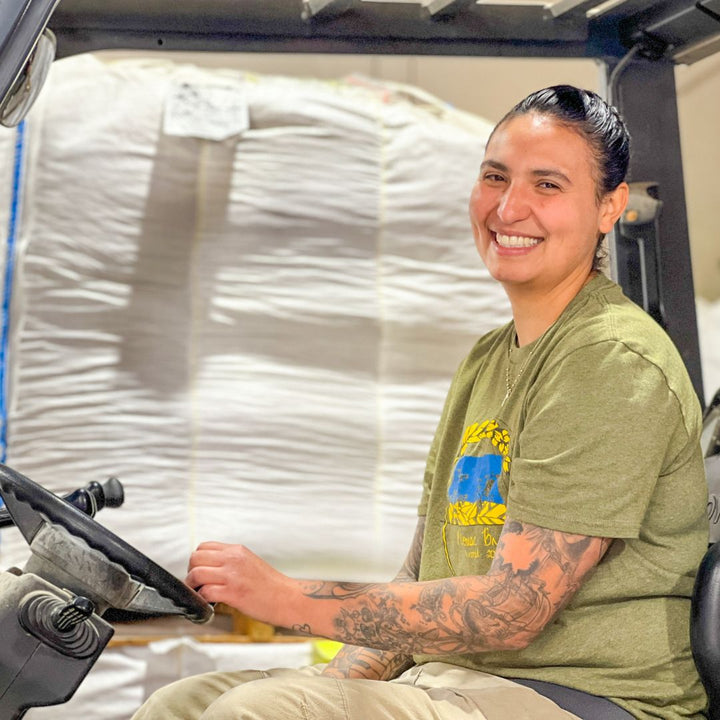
[163,81,249,141]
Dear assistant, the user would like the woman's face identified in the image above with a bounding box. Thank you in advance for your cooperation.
[469,113,626,298]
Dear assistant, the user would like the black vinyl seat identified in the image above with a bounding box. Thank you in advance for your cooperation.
[693,390,720,720]
[691,541,720,720]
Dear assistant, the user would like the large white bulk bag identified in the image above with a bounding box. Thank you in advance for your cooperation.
[0,55,509,586]
[0,52,511,720]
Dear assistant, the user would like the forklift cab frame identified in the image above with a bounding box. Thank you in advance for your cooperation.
[1,0,719,717]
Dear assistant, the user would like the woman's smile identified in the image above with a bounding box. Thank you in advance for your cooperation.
[493,232,543,249]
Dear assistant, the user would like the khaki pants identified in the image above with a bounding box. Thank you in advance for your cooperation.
[130,662,582,720]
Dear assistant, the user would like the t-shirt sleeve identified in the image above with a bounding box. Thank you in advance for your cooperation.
[507,340,692,538]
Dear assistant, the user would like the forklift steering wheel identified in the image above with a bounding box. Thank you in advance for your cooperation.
[0,463,212,623]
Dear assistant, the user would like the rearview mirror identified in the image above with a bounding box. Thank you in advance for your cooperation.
[0,28,56,127]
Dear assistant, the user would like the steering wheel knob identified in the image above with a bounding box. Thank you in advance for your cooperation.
[52,596,95,632]
[19,591,100,659]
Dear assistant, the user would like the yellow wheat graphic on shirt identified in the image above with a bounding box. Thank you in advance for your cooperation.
[457,420,511,472]
[446,500,506,526]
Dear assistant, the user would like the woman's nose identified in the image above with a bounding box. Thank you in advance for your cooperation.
[497,184,531,224]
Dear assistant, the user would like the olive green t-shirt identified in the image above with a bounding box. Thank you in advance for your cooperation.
[416,274,708,720]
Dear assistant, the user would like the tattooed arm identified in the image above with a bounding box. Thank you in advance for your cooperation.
[319,517,425,680]
[186,518,611,656]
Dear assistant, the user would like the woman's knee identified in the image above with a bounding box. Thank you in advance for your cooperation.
[200,676,343,720]
[132,670,267,720]
[132,678,203,720]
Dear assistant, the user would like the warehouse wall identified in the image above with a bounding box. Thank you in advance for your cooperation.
[676,51,720,303]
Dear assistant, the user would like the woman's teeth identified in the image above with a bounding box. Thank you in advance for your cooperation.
[495,234,541,248]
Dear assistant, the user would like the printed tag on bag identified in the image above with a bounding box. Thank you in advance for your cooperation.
[163,81,249,141]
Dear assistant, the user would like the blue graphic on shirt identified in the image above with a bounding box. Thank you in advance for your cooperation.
[446,451,506,527]
[449,454,504,505]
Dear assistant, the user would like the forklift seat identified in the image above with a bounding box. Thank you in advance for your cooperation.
[691,540,720,720]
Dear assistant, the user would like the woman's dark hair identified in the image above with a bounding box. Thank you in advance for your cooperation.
[494,85,631,269]
[498,85,630,197]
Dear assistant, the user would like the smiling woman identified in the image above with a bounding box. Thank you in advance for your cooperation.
[469,87,630,346]
[133,86,709,720]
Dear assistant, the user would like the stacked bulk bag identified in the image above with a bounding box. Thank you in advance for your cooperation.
[0,55,508,586]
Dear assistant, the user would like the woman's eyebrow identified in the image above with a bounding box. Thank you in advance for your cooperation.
[480,160,572,186]
[480,160,507,172]
[531,168,573,185]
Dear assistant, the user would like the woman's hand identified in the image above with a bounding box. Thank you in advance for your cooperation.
[185,541,293,626]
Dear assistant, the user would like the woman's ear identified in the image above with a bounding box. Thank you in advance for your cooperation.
[599,182,629,235]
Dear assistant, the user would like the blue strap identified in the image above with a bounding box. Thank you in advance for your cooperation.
[0,120,26,472]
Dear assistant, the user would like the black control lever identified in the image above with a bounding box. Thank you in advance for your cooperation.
[52,596,95,632]
[615,182,666,328]
[0,476,124,529]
